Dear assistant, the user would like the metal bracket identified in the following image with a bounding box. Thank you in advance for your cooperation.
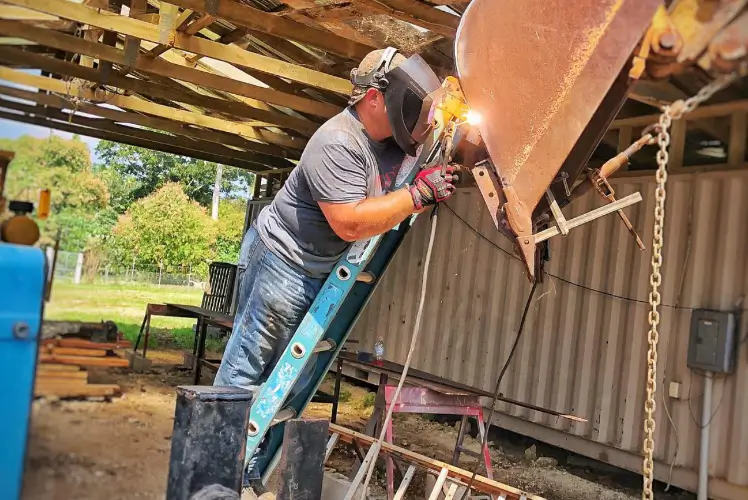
[533,192,642,243]
[545,189,569,236]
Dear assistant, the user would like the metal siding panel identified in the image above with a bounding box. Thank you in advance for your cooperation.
[346,170,748,495]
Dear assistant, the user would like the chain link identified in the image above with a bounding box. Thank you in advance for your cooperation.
[641,72,737,500]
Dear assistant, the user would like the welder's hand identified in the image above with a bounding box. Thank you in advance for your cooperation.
[408,165,460,210]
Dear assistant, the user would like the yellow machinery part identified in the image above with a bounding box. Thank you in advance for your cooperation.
[1,215,40,246]
[37,189,51,220]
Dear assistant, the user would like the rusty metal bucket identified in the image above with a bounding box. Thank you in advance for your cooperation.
[454,0,660,279]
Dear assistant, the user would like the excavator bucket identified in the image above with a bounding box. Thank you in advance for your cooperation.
[454,0,661,280]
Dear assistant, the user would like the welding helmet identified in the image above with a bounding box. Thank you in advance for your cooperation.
[350,47,442,156]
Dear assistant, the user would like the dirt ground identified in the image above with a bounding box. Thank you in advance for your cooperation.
[22,350,694,500]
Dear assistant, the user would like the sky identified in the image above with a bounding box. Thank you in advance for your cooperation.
[0,118,100,162]
[0,68,100,161]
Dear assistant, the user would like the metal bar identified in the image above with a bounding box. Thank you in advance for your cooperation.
[325,433,339,462]
[344,442,382,500]
[331,357,343,424]
[332,424,542,499]
[393,465,416,500]
[452,415,468,465]
[444,483,459,500]
[428,468,450,500]
[271,408,297,427]
[545,189,569,236]
[533,193,643,243]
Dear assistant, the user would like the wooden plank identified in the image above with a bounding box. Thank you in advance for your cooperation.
[353,0,459,38]
[0,46,318,135]
[41,347,107,357]
[0,5,58,20]
[36,370,89,381]
[37,364,81,372]
[34,382,120,398]
[0,66,306,150]
[0,109,282,172]
[5,0,353,94]
[41,338,131,350]
[163,0,373,60]
[0,20,341,118]
[39,354,130,367]
[330,424,542,499]
[0,83,297,166]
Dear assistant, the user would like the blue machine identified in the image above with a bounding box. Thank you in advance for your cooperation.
[0,244,46,499]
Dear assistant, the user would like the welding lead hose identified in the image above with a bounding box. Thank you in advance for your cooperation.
[355,206,440,500]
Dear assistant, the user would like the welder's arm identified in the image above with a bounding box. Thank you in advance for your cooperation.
[319,188,421,243]
[319,165,459,242]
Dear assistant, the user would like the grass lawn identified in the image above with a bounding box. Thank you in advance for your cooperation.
[45,281,213,350]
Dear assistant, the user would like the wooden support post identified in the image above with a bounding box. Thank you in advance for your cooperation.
[728,111,746,166]
[668,118,686,170]
[277,419,329,500]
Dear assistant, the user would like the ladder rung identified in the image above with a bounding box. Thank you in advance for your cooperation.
[270,407,296,426]
[393,465,416,500]
[312,338,337,354]
[356,271,376,284]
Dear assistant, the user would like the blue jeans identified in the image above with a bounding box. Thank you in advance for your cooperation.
[214,225,324,479]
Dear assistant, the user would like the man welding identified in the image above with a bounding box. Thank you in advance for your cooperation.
[214,47,458,492]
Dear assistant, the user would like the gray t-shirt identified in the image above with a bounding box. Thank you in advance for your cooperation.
[255,107,410,278]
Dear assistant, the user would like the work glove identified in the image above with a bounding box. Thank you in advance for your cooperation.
[408,165,460,210]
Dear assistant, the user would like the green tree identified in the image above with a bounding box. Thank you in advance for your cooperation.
[214,199,246,263]
[109,183,216,274]
[0,135,110,251]
[94,141,254,209]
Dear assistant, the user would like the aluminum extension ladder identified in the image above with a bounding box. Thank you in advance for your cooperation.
[247,149,443,484]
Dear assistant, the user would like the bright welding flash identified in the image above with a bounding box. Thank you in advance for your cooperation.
[465,109,482,125]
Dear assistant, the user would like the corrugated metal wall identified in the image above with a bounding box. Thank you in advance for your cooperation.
[350,169,748,496]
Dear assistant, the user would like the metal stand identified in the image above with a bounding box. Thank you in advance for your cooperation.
[356,378,494,500]
[166,386,252,500]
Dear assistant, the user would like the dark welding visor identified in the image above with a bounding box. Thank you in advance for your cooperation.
[383,54,442,156]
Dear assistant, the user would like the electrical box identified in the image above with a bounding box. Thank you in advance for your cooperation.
[687,309,738,374]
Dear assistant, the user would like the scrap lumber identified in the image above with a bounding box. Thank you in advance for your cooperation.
[41,346,108,357]
[38,354,130,367]
[41,338,132,350]
[34,381,120,398]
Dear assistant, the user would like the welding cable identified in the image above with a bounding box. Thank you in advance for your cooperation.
[457,279,539,500]
[355,207,441,499]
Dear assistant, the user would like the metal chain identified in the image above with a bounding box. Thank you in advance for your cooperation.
[641,72,737,500]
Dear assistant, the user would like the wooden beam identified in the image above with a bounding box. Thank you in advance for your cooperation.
[0,108,277,171]
[7,0,354,93]
[329,424,541,499]
[0,5,58,20]
[0,66,306,150]
[0,20,341,118]
[353,0,459,38]
[611,99,748,128]
[0,82,297,166]
[0,47,319,134]
[163,0,373,60]
[0,97,279,169]
[728,111,747,167]
[145,8,200,57]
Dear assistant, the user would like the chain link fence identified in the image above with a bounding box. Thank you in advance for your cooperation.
[48,249,208,288]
